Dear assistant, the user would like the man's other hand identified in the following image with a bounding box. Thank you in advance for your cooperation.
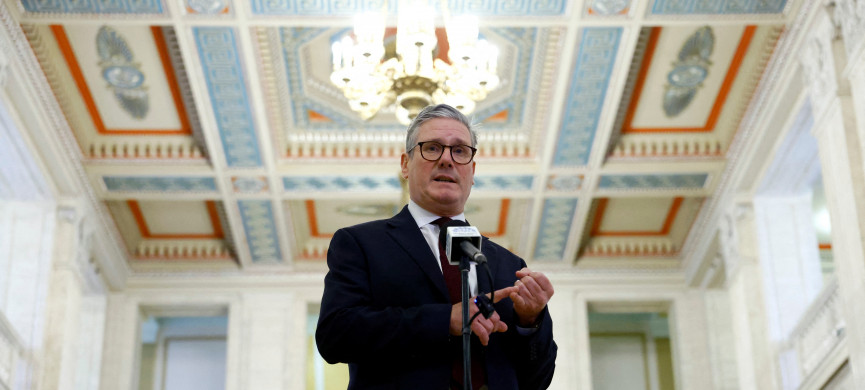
[510,268,554,327]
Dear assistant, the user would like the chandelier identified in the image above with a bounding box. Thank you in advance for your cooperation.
[330,1,500,124]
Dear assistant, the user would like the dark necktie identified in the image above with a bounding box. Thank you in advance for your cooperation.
[432,217,462,304]
[432,217,486,390]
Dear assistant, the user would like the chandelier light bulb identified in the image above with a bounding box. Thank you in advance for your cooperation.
[330,1,500,124]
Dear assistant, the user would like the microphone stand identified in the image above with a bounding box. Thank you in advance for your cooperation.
[460,256,472,390]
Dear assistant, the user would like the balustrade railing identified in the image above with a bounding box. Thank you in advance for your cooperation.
[786,277,845,382]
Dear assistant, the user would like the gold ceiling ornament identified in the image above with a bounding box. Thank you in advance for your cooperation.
[330,0,500,124]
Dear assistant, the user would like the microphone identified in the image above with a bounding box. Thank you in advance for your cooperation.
[438,220,486,266]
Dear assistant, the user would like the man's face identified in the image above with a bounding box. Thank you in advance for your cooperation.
[401,118,476,217]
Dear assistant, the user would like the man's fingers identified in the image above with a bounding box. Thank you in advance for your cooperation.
[520,276,546,300]
[516,269,555,302]
[470,310,509,346]
[509,289,526,307]
[472,321,490,345]
[515,279,538,303]
[491,286,518,303]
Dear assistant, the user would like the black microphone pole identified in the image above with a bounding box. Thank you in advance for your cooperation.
[441,220,479,390]
[460,254,471,390]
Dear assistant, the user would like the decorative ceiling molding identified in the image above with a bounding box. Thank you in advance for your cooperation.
[159,26,210,159]
[533,197,579,261]
[597,173,709,190]
[650,0,788,15]
[186,0,230,15]
[609,24,784,160]
[248,0,568,17]
[583,236,678,256]
[546,175,584,192]
[588,0,633,16]
[474,175,534,192]
[103,176,218,192]
[280,174,535,193]
[447,0,567,16]
[231,176,269,194]
[283,176,401,193]
[553,27,622,167]
[193,27,263,168]
[20,0,164,14]
[237,200,283,263]
[274,26,539,131]
[610,135,724,158]
[24,24,208,161]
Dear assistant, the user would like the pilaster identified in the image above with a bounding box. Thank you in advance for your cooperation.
[720,204,780,390]
[39,262,83,390]
[98,294,140,390]
[703,290,740,390]
[671,291,714,390]
[803,4,865,386]
[239,293,294,390]
[39,205,106,390]
[548,289,585,390]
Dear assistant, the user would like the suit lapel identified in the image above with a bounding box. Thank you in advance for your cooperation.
[477,237,498,295]
[386,206,450,302]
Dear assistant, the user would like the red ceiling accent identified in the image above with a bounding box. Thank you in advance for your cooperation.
[127,200,224,239]
[51,25,192,136]
[485,109,510,122]
[308,110,331,122]
[590,197,684,236]
[622,25,757,133]
[306,199,333,239]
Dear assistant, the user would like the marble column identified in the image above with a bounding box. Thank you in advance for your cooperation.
[671,290,714,390]
[718,204,780,390]
[546,286,581,390]
[98,294,140,390]
[39,205,106,390]
[239,292,295,390]
[802,4,865,386]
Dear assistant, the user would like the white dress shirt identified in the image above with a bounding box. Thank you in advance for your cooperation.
[407,200,479,297]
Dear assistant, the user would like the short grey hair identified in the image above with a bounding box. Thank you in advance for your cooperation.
[405,104,478,154]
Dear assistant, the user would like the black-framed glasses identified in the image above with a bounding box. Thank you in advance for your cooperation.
[411,141,477,165]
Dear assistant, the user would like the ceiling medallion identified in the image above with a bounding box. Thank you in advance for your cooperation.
[187,0,228,14]
[330,0,500,124]
[96,26,149,119]
[590,0,630,15]
[663,26,714,117]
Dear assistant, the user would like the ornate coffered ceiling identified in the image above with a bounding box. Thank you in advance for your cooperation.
[4,0,804,276]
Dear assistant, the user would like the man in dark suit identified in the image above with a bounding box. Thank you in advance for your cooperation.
[316,104,557,389]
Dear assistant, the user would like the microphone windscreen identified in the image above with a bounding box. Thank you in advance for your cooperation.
[438,219,469,249]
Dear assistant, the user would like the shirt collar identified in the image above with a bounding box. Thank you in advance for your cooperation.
[407,199,466,228]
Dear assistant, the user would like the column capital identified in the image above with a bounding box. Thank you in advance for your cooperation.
[832,0,865,61]
[800,8,841,120]
[718,202,757,281]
